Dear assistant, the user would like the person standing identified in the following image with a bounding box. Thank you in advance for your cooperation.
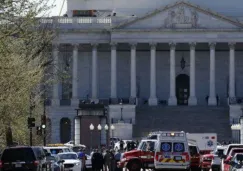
[114,150,122,171]
[104,150,111,171]
[119,140,124,152]
[78,149,86,171]
[110,150,116,171]
[92,149,99,171]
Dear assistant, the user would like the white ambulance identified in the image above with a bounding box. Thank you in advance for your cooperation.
[186,133,217,154]
[154,131,191,170]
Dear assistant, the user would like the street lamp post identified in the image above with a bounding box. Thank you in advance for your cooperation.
[110,124,115,148]
[104,124,109,147]
[89,124,94,151]
[119,102,124,122]
[97,124,102,148]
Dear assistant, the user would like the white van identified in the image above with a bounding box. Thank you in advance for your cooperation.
[154,131,191,170]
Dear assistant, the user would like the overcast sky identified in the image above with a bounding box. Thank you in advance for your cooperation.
[49,0,67,16]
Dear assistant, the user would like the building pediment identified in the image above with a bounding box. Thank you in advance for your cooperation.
[113,1,243,30]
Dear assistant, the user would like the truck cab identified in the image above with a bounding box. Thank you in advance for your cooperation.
[118,139,158,171]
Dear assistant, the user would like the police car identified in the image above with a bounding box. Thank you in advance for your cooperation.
[154,131,191,170]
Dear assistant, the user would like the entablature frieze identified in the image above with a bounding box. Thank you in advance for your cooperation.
[53,29,243,45]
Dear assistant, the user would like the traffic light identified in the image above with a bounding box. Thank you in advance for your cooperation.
[28,117,35,128]
[36,126,42,135]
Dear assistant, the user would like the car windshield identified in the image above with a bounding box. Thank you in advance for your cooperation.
[58,153,77,160]
[50,149,63,154]
[236,154,243,161]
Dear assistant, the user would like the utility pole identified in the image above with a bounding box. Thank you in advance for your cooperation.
[29,93,34,146]
[42,85,47,146]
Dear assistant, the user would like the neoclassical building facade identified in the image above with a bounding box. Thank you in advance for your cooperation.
[46,0,243,143]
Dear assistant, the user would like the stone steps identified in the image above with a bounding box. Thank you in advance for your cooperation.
[133,106,231,142]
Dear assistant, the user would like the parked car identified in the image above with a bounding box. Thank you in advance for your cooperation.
[229,153,243,171]
[221,144,243,171]
[200,153,214,171]
[56,152,82,171]
[223,148,243,171]
[211,146,226,171]
[0,146,47,171]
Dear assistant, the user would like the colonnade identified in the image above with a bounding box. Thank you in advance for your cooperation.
[51,42,236,106]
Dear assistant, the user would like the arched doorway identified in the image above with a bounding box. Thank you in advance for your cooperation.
[176,74,190,105]
[60,118,71,143]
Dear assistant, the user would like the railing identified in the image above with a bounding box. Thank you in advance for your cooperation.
[38,16,136,29]
[40,17,112,24]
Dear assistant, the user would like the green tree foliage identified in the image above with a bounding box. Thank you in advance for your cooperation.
[0,0,56,149]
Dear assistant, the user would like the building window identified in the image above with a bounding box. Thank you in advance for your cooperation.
[60,117,71,143]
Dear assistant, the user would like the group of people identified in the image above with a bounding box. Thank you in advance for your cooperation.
[78,148,122,171]
[118,140,138,152]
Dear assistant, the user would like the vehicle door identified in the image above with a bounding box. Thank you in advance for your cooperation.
[155,141,173,166]
[140,141,156,163]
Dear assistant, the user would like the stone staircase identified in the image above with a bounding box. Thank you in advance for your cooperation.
[133,106,231,142]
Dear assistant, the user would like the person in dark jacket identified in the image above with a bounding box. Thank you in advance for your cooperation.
[92,149,100,171]
[114,150,122,171]
[119,140,124,151]
[104,150,111,171]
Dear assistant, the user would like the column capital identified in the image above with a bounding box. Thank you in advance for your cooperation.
[52,43,59,51]
[72,43,79,51]
[229,42,236,49]
[169,42,176,49]
[91,43,99,48]
[189,42,197,49]
[209,42,216,49]
[130,43,137,49]
[149,42,157,49]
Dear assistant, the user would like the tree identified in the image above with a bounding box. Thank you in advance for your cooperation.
[0,0,56,148]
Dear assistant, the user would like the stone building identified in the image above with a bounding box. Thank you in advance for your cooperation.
[45,0,243,146]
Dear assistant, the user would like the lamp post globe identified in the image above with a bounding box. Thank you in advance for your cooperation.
[111,124,115,130]
[42,125,46,129]
[89,123,94,131]
[97,124,102,131]
[104,124,109,130]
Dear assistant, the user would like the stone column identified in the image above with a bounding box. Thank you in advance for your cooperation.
[148,43,158,106]
[74,117,80,145]
[208,42,217,105]
[240,116,243,144]
[110,43,117,99]
[188,42,197,105]
[91,43,98,103]
[130,43,137,101]
[71,44,79,106]
[168,42,177,106]
[229,43,236,99]
[52,43,60,106]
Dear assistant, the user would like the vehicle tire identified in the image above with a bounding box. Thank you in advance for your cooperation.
[127,161,141,171]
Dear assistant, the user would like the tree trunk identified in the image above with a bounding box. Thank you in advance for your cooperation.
[6,126,13,146]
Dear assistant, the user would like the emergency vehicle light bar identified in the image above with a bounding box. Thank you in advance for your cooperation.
[161,132,185,137]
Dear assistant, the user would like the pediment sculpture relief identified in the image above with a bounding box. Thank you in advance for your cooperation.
[164,5,199,29]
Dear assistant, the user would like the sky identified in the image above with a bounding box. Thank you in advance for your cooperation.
[49,0,67,16]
